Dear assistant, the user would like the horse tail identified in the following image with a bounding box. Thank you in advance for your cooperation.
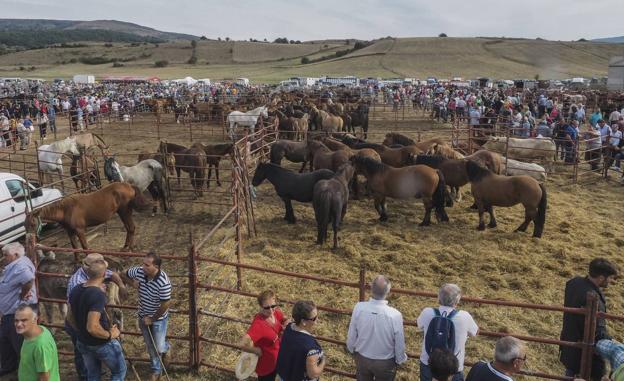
[313,189,331,245]
[432,169,450,221]
[152,164,169,213]
[129,185,151,212]
[534,183,547,238]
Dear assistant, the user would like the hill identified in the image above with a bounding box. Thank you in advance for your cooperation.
[0,37,622,82]
[592,36,624,43]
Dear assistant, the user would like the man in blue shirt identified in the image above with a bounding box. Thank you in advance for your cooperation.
[563,121,578,163]
[0,242,37,376]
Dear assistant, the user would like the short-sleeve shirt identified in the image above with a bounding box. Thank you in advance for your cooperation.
[276,324,324,381]
[66,267,113,301]
[18,326,60,381]
[417,306,478,371]
[247,309,285,376]
[69,285,110,346]
[0,256,37,315]
[465,361,513,381]
[126,267,172,319]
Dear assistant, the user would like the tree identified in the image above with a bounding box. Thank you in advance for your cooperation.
[200,36,208,40]
[534,74,540,81]
[263,38,267,42]
[154,60,168,67]
[217,37,221,41]
[225,37,230,41]
[191,40,197,48]
[188,55,197,64]
[438,33,448,37]
[301,57,310,64]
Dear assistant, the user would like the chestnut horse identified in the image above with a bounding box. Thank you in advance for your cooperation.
[466,160,547,238]
[191,142,234,188]
[25,183,151,260]
[159,142,207,197]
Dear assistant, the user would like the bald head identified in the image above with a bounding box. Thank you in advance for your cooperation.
[371,275,391,300]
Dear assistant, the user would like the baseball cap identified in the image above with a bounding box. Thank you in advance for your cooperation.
[83,253,109,269]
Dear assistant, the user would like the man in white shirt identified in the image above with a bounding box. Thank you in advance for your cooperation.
[609,109,621,125]
[417,284,479,381]
[597,120,611,146]
[608,124,623,172]
[347,275,407,381]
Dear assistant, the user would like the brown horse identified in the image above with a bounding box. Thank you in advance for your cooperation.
[159,142,207,197]
[350,156,450,226]
[408,155,472,203]
[466,160,547,238]
[313,164,355,249]
[307,140,353,172]
[382,132,416,146]
[138,152,176,176]
[25,183,151,260]
[427,143,502,174]
[191,142,234,187]
[270,140,310,172]
[343,141,422,168]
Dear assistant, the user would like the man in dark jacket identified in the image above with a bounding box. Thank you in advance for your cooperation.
[560,258,618,381]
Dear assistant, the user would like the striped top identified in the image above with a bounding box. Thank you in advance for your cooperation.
[126,267,172,320]
[66,268,113,301]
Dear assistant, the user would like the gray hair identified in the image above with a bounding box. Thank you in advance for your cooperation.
[494,336,524,363]
[371,275,391,300]
[438,284,462,307]
[2,242,25,257]
[15,304,38,319]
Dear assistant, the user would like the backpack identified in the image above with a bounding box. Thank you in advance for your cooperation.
[425,308,458,355]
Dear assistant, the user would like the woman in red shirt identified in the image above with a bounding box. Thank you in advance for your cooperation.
[239,290,288,381]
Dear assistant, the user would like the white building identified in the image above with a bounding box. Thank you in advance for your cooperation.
[608,56,624,91]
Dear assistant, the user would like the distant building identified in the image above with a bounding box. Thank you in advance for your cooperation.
[608,56,624,91]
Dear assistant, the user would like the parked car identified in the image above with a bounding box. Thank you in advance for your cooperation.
[0,173,62,244]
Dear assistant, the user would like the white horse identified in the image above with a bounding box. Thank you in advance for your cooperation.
[226,106,268,139]
[103,157,169,216]
[37,137,81,191]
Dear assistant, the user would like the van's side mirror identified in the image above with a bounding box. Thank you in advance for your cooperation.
[32,188,43,198]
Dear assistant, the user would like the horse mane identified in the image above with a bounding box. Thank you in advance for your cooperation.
[163,142,187,152]
[37,196,78,219]
[466,160,492,182]
[386,133,415,146]
[414,155,446,166]
[353,155,386,174]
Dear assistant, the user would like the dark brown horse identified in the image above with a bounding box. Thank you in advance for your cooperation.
[270,140,310,172]
[342,140,422,168]
[350,156,449,226]
[466,160,547,238]
[25,183,151,260]
[307,140,352,172]
[313,164,355,249]
[159,142,207,197]
[191,142,234,187]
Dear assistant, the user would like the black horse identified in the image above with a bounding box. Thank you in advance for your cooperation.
[252,162,334,223]
[313,164,354,249]
[348,103,369,138]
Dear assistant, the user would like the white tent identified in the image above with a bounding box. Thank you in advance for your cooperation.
[173,76,198,86]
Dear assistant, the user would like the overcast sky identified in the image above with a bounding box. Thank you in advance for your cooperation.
[0,0,622,41]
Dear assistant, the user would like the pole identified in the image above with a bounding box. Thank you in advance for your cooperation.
[188,234,200,370]
[358,265,366,301]
[579,292,598,381]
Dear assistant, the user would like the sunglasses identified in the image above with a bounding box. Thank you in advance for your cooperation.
[303,315,318,322]
[262,304,279,310]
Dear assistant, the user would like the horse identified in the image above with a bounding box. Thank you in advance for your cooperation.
[159,142,207,197]
[227,106,268,139]
[273,109,297,140]
[342,141,422,168]
[483,136,556,172]
[347,104,369,138]
[270,140,309,172]
[69,153,101,192]
[137,152,176,176]
[103,157,169,216]
[252,162,334,223]
[408,154,474,203]
[174,103,189,124]
[25,183,151,260]
[37,137,81,191]
[318,109,343,133]
[350,156,450,226]
[293,113,309,141]
[427,143,503,174]
[383,132,416,147]
[191,142,234,188]
[307,140,353,172]
[465,160,547,238]
[313,164,355,249]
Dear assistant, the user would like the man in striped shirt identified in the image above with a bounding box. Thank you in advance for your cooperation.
[124,252,172,381]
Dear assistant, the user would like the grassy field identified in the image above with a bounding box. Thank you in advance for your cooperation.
[0,37,621,82]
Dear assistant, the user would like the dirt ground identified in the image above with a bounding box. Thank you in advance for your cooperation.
[6,107,624,380]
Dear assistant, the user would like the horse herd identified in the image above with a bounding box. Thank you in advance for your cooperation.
[253,132,548,249]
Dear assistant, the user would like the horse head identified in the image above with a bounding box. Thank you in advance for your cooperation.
[164,153,176,176]
[251,162,268,186]
[103,157,123,182]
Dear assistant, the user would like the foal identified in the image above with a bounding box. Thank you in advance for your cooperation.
[313,164,355,249]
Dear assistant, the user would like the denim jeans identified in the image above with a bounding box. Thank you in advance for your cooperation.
[139,316,170,375]
[420,361,464,381]
[76,339,127,381]
[65,322,87,380]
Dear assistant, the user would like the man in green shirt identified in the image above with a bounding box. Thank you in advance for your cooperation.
[14,304,59,381]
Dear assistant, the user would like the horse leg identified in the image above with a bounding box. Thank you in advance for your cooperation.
[176,167,181,186]
[486,205,497,228]
[477,202,486,231]
[148,182,159,216]
[215,163,221,186]
[455,187,463,202]
[118,209,136,250]
[515,208,534,232]
[67,230,82,263]
[351,177,359,200]
[206,166,212,189]
[282,197,296,223]
[420,198,433,227]
[76,229,89,251]
[373,196,385,221]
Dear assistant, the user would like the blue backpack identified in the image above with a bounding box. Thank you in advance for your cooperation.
[425,308,457,355]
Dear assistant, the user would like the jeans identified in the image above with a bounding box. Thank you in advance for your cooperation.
[76,339,127,381]
[65,322,87,380]
[0,314,23,375]
[420,361,464,381]
[615,152,624,168]
[139,316,170,375]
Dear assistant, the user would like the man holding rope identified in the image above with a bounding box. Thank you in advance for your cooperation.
[124,252,172,381]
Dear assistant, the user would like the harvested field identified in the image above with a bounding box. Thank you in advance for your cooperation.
[13,108,624,380]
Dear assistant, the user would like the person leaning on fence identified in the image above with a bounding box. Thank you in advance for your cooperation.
[560,258,618,381]
[67,255,126,381]
[238,290,288,381]
[15,304,60,381]
[0,242,38,377]
[346,275,407,381]
[66,253,127,381]
[417,283,478,381]
[429,348,459,381]
[276,300,325,381]
[123,252,172,381]
[465,336,527,381]
[16,118,31,150]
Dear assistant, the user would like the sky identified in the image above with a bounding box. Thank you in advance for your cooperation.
[0,0,622,41]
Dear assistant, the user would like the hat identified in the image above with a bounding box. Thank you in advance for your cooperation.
[235,352,258,380]
[83,253,108,269]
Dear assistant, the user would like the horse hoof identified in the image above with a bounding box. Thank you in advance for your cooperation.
[477,224,486,231]
[419,221,431,227]
[488,223,497,229]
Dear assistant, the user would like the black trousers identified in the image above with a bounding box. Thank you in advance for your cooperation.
[0,314,23,375]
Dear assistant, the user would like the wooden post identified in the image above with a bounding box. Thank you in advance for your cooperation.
[358,265,366,301]
[579,292,598,381]
[187,232,200,370]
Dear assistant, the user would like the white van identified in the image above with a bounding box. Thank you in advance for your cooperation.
[0,173,62,244]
